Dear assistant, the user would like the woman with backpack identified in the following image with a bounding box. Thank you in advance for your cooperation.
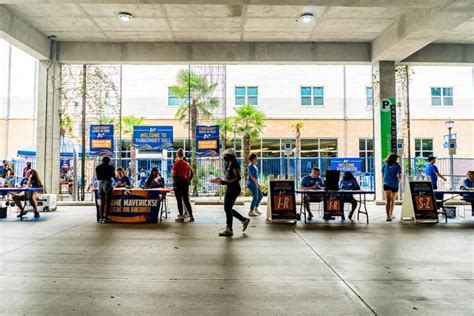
[211,149,250,237]
[172,148,194,223]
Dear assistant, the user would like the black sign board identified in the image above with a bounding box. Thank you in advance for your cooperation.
[409,181,438,220]
[323,192,344,217]
[269,180,296,220]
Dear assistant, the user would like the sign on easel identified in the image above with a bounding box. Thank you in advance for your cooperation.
[323,194,344,217]
[267,180,296,221]
[401,179,438,222]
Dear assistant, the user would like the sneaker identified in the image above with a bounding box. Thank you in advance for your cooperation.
[242,218,250,232]
[34,212,40,218]
[391,215,396,219]
[254,208,262,215]
[17,212,25,218]
[218,228,233,237]
[248,210,258,217]
[189,217,195,223]
[386,216,392,222]
[99,219,105,223]
[175,216,184,223]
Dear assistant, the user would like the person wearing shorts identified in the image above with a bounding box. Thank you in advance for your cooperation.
[382,153,402,222]
[13,169,43,219]
[95,157,115,223]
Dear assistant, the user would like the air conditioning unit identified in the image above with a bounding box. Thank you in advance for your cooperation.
[36,194,57,212]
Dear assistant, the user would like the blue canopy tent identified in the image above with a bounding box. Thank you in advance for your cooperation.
[17,138,87,157]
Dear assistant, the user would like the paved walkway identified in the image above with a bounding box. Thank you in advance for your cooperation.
[1,203,473,315]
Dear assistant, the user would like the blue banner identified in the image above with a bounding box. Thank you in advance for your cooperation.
[60,158,71,171]
[196,125,220,157]
[330,158,362,174]
[90,124,114,156]
[133,126,173,150]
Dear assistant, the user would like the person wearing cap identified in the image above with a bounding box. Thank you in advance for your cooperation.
[425,155,446,207]
[210,148,250,237]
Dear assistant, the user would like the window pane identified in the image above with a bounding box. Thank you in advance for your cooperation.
[415,139,421,150]
[422,139,433,150]
[301,87,311,96]
[321,151,337,158]
[415,151,421,157]
[367,139,374,150]
[359,139,366,150]
[313,87,324,96]
[443,97,453,106]
[168,97,178,106]
[313,96,324,106]
[431,87,441,96]
[301,97,311,105]
[320,139,337,152]
[235,96,245,105]
[431,97,441,106]
[248,96,258,105]
[366,87,373,97]
[247,87,258,96]
[367,97,373,106]
[235,87,246,96]
[443,87,453,96]
[359,151,366,158]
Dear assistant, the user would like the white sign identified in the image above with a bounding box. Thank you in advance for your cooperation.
[443,133,456,149]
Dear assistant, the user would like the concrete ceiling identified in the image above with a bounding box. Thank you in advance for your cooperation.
[0,0,473,63]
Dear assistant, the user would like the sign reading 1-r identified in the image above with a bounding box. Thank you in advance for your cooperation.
[380,98,397,160]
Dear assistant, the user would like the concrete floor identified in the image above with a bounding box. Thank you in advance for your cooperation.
[0,203,473,315]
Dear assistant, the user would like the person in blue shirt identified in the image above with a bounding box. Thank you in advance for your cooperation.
[425,156,446,189]
[382,153,402,222]
[462,170,474,215]
[339,171,361,220]
[300,167,325,220]
[114,167,132,188]
[247,153,263,217]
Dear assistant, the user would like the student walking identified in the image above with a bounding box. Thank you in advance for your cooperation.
[247,153,263,216]
[172,148,194,223]
[211,149,250,237]
[382,153,402,222]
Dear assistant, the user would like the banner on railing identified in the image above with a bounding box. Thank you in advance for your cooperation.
[196,125,219,157]
[90,124,114,156]
[330,158,362,174]
[133,126,173,150]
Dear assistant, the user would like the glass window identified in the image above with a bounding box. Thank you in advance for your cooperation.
[415,138,433,157]
[431,87,453,106]
[366,87,373,106]
[235,86,258,106]
[168,87,186,106]
[301,86,324,106]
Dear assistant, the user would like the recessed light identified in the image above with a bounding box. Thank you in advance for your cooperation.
[298,13,314,23]
[118,12,133,22]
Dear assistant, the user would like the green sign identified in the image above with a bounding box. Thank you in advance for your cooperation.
[380,98,397,160]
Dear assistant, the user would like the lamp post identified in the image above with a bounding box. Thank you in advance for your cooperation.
[232,124,237,152]
[445,119,454,189]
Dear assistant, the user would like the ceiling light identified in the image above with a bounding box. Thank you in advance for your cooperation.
[118,12,133,22]
[298,13,314,23]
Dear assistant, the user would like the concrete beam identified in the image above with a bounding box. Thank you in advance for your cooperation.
[0,0,449,8]
[57,41,371,64]
[372,2,474,62]
[0,4,50,60]
[403,44,474,65]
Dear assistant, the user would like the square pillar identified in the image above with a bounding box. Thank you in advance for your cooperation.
[372,61,397,201]
[36,60,60,195]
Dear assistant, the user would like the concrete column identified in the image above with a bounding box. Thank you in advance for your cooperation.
[36,60,60,195]
[372,61,396,201]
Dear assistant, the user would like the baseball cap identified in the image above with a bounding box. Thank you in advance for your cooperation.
[427,155,436,162]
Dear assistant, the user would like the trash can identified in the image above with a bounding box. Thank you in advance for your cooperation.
[0,207,7,219]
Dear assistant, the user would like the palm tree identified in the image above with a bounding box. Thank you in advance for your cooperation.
[293,121,304,181]
[215,117,234,147]
[122,115,145,180]
[171,69,219,196]
[232,104,265,188]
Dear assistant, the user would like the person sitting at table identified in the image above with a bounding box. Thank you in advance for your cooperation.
[114,167,132,188]
[12,169,43,219]
[145,167,164,189]
[461,170,474,215]
[300,167,325,220]
[339,171,361,220]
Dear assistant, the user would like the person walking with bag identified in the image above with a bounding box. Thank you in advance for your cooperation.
[247,153,263,216]
[172,148,194,223]
[211,149,250,237]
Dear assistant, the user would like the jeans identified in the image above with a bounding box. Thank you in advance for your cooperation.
[224,184,245,229]
[174,182,193,218]
[248,184,263,209]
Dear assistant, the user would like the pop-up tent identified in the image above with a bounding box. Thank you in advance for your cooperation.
[17,138,87,157]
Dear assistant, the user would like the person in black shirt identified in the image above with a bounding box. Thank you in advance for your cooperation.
[95,156,115,223]
[211,149,250,237]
